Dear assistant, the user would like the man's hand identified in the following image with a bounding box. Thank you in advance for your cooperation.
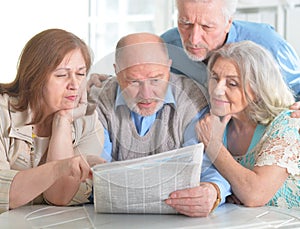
[87,73,110,92]
[290,101,300,118]
[164,182,218,217]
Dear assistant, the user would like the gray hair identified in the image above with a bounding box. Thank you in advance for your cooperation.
[207,40,295,125]
[176,0,238,21]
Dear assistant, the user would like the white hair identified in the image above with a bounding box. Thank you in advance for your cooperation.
[176,0,238,21]
[207,41,295,125]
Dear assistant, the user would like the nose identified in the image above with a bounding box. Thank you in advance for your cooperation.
[189,24,204,45]
[68,73,81,90]
[68,72,81,90]
[214,80,226,96]
[138,81,153,99]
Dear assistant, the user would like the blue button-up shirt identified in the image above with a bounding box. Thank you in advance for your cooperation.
[161,20,300,100]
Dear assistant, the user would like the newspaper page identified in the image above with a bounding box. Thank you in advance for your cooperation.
[92,143,204,214]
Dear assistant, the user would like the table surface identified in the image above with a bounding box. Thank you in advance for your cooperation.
[0,203,299,229]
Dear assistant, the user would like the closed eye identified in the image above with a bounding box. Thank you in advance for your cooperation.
[55,74,67,77]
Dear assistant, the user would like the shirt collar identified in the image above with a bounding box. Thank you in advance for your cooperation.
[226,21,237,44]
[115,84,176,110]
[8,97,33,142]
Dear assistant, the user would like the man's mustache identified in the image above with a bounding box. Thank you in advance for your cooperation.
[135,97,164,104]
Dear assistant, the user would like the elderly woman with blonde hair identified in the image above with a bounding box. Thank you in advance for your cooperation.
[197,40,300,208]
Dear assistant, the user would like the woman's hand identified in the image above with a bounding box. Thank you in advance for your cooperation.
[196,113,231,147]
[196,113,231,156]
[290,101,300,118]
[56,155,93,182]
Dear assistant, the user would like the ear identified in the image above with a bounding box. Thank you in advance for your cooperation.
[168,59,172,68]
[225,17,233,33]
[113,63,117,74]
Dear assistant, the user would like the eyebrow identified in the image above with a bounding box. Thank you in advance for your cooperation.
[226,75,239,79]
[54,66,87,71]
[148,73,165,78]
[178,16,217,26]
[211,71,239,79]
[126,73,165,80]
[178,17,191,23]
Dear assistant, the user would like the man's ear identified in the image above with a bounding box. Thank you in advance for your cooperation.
[168,59,172,68]
[113,63,117,74]
[225,17,233,33]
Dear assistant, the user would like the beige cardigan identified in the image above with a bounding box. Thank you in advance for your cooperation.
[0,94,104,213]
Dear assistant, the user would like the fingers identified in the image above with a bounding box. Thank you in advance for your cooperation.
[79,155,92,181]
[165,185,216,217]
[95,73,110,82]
[166,196,205,206]
[87,73,101,88]
[168,186,201,199]
[289,101,300,110]
[199,113,229,156]
[289,101,300,118]
[221,114,232,125]
[78,162,90,182]
[165,196,211,217]
[66,155,92,182]
[196,120,210,146]
[171,205,211,217]
[168,183,216,200]
[291,110,300,118]
[87,73,109,90]
[210,113,231,129]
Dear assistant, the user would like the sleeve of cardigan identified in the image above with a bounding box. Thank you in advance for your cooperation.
[0,170,19,213]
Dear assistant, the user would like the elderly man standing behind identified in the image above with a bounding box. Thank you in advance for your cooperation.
[89,32,231,217]
[161,0,300,101]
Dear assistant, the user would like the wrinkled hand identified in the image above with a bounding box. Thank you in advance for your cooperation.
[57,155,93,182]
[87,73,110,92]
[164,183,218,217]
[196,113,231,158]
[290,101,300,118]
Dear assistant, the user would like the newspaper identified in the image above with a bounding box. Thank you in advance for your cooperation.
[92,143,204,214]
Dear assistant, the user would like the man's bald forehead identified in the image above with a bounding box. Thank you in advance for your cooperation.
[116,33,164,48]
[115,33,170,73]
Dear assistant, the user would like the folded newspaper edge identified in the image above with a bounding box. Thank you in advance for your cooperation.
[92,143,204,214]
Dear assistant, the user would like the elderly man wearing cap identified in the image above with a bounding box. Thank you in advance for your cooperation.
[89,32,231,217]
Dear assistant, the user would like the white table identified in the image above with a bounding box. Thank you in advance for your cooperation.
[0,204,299,228]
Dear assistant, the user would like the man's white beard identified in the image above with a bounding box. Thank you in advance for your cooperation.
[130,100,164,117]
[183,47,206,62]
